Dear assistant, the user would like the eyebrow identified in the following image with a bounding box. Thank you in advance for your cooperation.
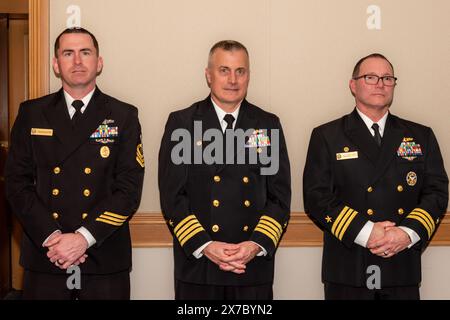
[61,48,93,53]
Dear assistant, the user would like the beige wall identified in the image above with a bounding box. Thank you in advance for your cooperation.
[49,0,450,299]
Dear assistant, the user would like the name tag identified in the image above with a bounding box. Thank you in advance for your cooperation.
[31,128,53,136]
[336,151,358,160]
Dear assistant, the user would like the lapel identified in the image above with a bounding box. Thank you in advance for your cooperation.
[344,109,380,165]
[369,113,404,185]
[43,87,111,164]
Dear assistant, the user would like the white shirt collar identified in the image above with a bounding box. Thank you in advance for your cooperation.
[64,88,96,119]
[356,107,388,137]
[211,98,241,132]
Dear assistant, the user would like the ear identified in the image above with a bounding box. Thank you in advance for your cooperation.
[52,57,60,75]
[97,56,104,74]
[205,68,212,88]
[349,79,356,97]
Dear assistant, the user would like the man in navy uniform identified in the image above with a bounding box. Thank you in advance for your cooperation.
[303,53,448,299]
[158,40,291,299]
[5,28,144,299]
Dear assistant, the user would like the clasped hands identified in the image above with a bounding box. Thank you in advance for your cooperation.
[203,241,261,274]
[43,232,89,270]
[366,221,412,258]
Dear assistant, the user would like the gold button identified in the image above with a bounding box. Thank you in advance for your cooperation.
[244,200,251,207]
[84,167,92,175]
[213,176,221,183]
[212,224,219,233]
[397,185,404,192]
[83,189,91,197]
[243,177,249,184]
[213,200,220,207]
[196,140,202,146]
[398,208,404,215]
[344,147,350,152]
[367,209,374,216]
[367,186,373,193]
[243,225,249,232]
[52,212,59,220]
[53,167,61,174]
[52,189,59,196]
[82,213,88,220]
[257,148,262,154]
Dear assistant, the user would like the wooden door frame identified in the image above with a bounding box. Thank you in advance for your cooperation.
[29,0,49,99]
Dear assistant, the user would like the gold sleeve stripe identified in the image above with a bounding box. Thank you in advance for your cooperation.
[407,215,432,238]
[175,219,198,238]
[411,211,434,233]
[413,208,435,229]
[136,156,145,168]
[254,227,278,246]
[96,218,123,226]
[259,220,282,239]
[103,211,128,220]
[98,214,126,223]
[334,208,354,238]
[331,206,349,235]
[174,215,196,233]
[337,210,358,240]
[180,226,205,247]
[178,223,203,242]
[261,215,282,232]
[256,224,280,242]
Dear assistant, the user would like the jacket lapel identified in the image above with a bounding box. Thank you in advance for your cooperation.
[344,109,380,165]
[43,89,73,147]
[369,114,404,185]
[44,88,111,164]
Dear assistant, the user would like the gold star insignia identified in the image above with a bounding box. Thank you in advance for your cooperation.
[325,216,332,223]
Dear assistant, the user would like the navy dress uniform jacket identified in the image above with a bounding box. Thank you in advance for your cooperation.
[158,97,291,286]
[5,88,145,274]
[303,109,448,287]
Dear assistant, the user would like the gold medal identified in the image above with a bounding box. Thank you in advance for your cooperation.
[406,171,417,186]
[100,146,110,158]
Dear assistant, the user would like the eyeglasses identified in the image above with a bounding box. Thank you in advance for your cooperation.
[353,74,397,86]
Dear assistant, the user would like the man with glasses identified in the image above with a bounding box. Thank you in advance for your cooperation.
[303,53,448,299]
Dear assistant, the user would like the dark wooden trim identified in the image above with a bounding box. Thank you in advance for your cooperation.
[130,212,450,247]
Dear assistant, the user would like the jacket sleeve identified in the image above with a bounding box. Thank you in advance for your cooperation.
[82,107,145,247]
[400,128,449,244]
[249,117,291,257]
[5,103,60,248]
[158,112,211,257]
[303,128,369,248]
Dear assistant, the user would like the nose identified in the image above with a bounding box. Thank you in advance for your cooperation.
[376,78,385,88]
[228,72,237,85]
[74,52,82,65]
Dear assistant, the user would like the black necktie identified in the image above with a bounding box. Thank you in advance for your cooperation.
[71,100,84,127]
[372,123,382,147]
[223,114,235,131]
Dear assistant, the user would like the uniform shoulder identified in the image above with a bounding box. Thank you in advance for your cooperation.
[313,116,345,133]
[103,93,138,114]
[391,114,431,132]
[20,92,58,111]
[245,102,280,122]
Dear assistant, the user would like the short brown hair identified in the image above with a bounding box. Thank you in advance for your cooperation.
[54,27,99,57]
[352,53,394,78]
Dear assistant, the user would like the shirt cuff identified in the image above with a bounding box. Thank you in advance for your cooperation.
[193,241,212,259]
[76,227,96,248]
[354,221,374,248]
[42,230,61,247]
[251,241,267,256]
[398,226,421,248]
